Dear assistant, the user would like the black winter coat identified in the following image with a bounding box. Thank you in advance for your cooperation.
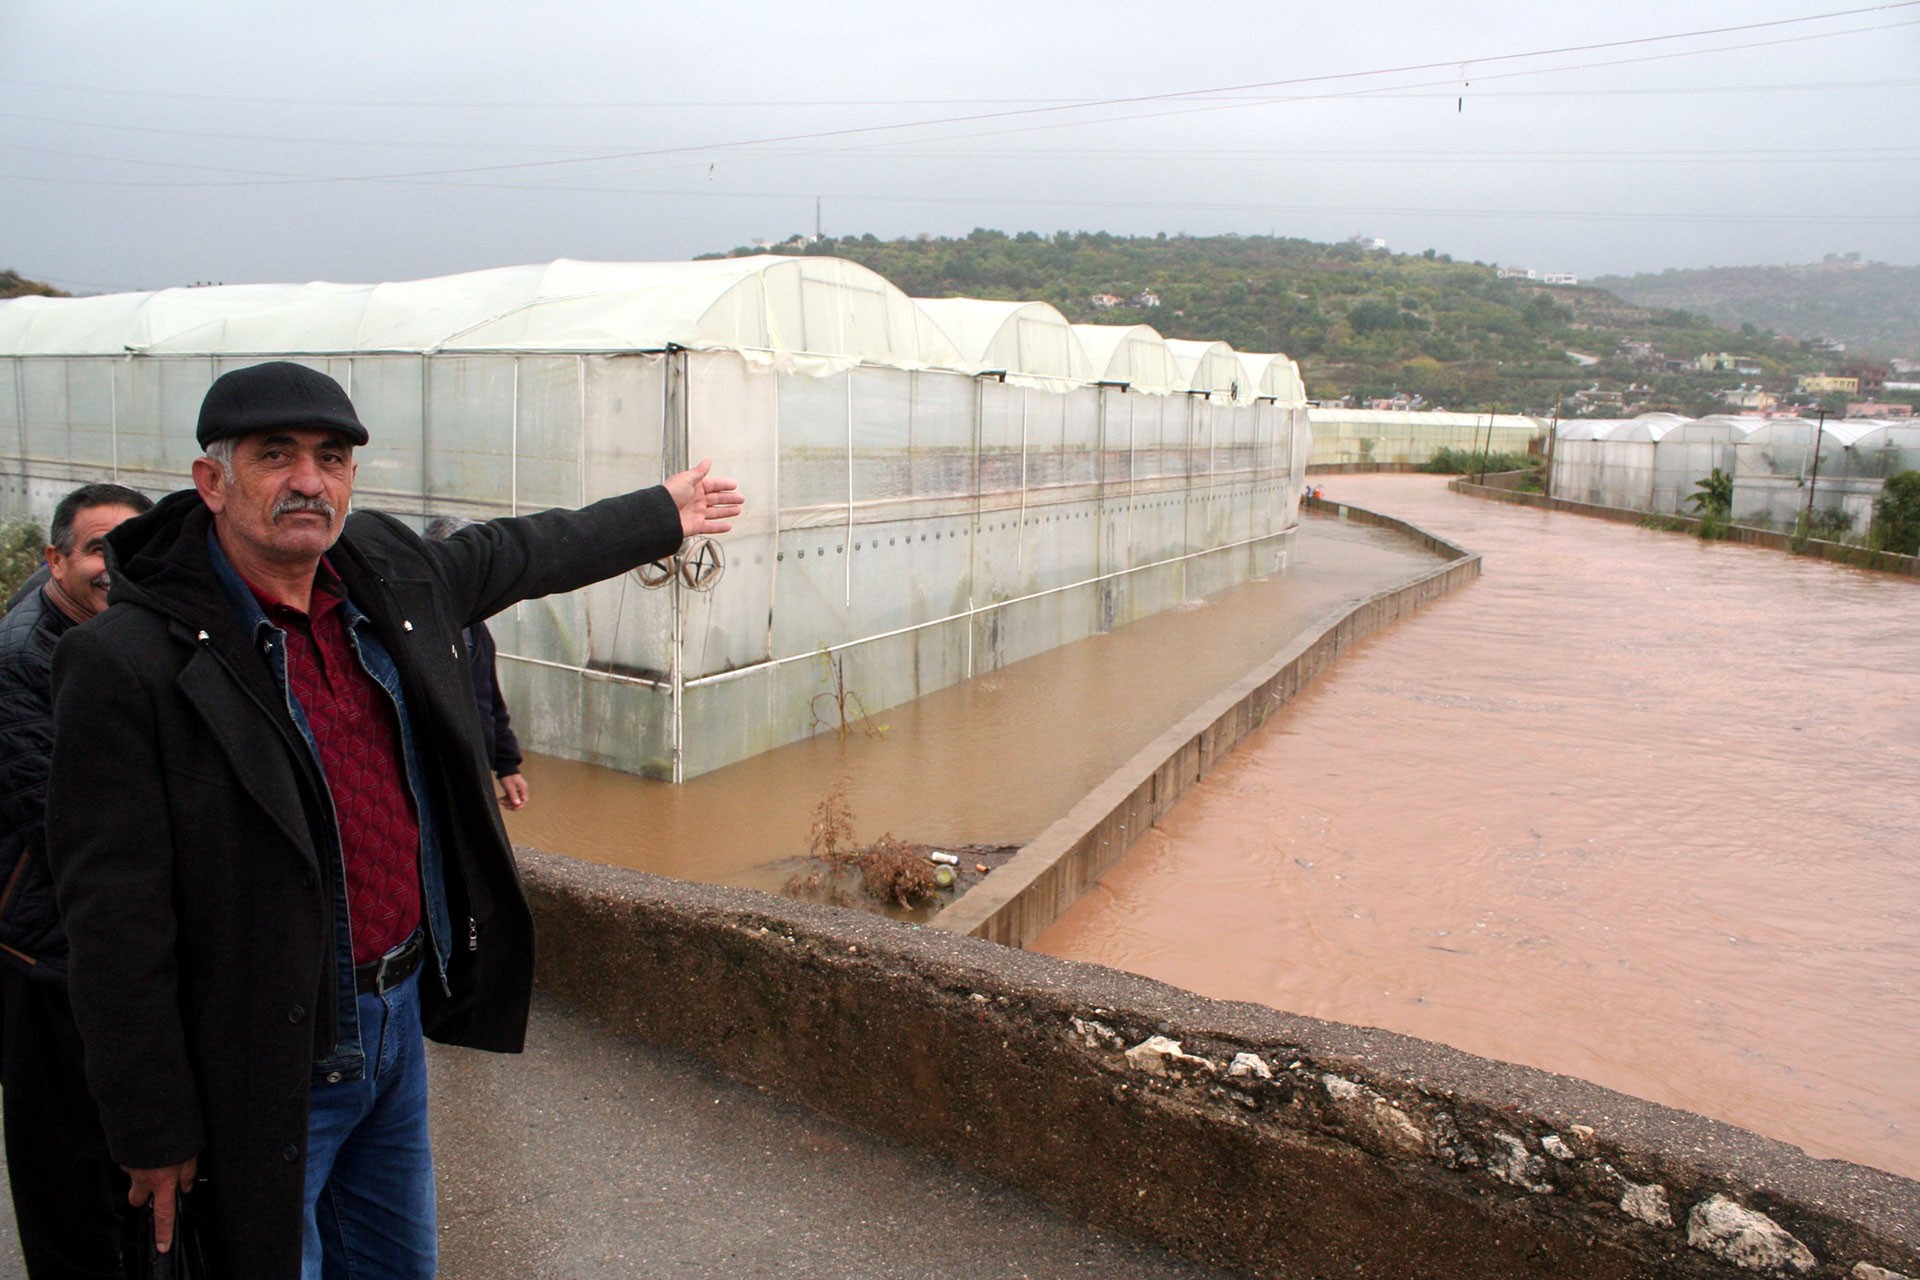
[47,485,682,1278]
[0,585,76,980]
[467,619,523,778]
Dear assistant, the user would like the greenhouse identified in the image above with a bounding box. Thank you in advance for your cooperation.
[1649,416,1757,515]
[1304,407,1539,467]
[911,298,1094,383]
[1728,418,1875,532]
[1550,416,1674,511]
[1163,339,1247,401]
[0,257,1307,781]
[1070,323,1184,393]
[1237,352,1314,484]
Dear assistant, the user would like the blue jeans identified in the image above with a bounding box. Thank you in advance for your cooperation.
[301,969,436,1280]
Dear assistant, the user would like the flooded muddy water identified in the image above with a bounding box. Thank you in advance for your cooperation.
[507,517,1447,901]
[1034,475,1920,1181]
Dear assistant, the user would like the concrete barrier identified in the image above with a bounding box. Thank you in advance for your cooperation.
[931,497,1479,948]
[520,851,1920,1280]
[1452,480,1920,578]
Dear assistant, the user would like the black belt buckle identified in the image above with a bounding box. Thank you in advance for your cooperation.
[356,932,423,995]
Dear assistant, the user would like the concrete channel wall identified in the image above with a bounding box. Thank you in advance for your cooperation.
[931,496,1479,948]
[1453,479,1920,578]
[520,850,1920,1280]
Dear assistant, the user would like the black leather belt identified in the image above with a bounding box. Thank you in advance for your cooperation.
[355,932,424,995]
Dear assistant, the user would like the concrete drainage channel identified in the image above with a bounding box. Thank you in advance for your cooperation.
[519,498,1920,1278]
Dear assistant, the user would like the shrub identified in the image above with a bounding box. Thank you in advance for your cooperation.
[1873,471,1920,555]
[786,785,939,910]
[0,520,44,606]
[1423,446,1536,475]
[1687,468,1732,519]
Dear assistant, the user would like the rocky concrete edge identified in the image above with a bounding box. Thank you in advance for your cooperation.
[1449,480,1920,578]
[516,850,1920,1280]
[931,497,1478,947]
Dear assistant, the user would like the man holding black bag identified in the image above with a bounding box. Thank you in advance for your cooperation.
[46,362,742,1278]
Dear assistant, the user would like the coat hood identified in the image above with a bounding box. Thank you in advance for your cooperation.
[101,488,232,628]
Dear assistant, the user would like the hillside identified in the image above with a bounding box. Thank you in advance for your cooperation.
[708,231,1871,418]
[1592,257,1920,361]
[0,270,65,300]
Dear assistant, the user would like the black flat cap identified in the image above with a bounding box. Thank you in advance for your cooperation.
[196,361,369,449]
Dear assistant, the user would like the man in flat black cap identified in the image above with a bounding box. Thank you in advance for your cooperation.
[46,361,743,1279]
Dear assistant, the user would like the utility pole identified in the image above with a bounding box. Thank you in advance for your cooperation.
[1476,406,1496,484]
[1804,407,1827,531]
[1544,393,1561,500]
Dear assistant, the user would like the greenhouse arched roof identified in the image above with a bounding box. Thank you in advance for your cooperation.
[1163,338,1247,401]
[1236,352,1306,405]
[1738,418,1873,447]
[1667,416,1762,443]
[912,297,1093,381]
[1070,323,1182,393]
[0,257,964,370]
[1602,419,1675,443]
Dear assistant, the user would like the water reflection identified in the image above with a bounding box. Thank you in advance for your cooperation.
[1034,474,1920,1181]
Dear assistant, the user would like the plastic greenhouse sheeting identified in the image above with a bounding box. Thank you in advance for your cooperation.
[1307,408,1539,467]
[0,257,963,367]
[1236,352,1306,405]
[1651,416,1757,515]
[912,298,1094,383]
[1163,339,1248,401]
[1731,419,1874,532]
[1071,323,1183,392]
[1551,416,1673,509]
[0,257,1307,781]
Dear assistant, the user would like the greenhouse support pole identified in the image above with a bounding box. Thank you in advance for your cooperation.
[417,354,431,522]
[11,358,26,492]
[965,376,985,679]
[1805,409,1826,528]
[1017,394,1029,577]
[852,376,860,610]
[667,348,689,784]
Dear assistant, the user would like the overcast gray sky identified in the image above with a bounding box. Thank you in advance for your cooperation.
[4,0,1917,294]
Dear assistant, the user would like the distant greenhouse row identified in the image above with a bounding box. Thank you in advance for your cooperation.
[1550,414,1920,535]
[1303,407,1540,468]
[0,256,1310,781]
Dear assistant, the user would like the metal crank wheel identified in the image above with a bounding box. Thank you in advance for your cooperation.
[678,537,725,591]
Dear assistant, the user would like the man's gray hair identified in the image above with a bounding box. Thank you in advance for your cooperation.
[424,515,473,542]
[202,437,237,479]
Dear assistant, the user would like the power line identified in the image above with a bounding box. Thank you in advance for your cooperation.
[4,79,1915,159]
[4,3,1914,111]
[7,5,1912,191]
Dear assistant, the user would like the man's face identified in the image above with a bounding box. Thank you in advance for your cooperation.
[46,503,144,619]
[194,429,357,570]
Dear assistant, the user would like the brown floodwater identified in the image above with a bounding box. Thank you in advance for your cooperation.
[1034,474,1920,1181]
[506,516,1447,899]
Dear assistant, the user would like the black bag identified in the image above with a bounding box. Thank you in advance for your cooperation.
[122,1188,213,1280]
